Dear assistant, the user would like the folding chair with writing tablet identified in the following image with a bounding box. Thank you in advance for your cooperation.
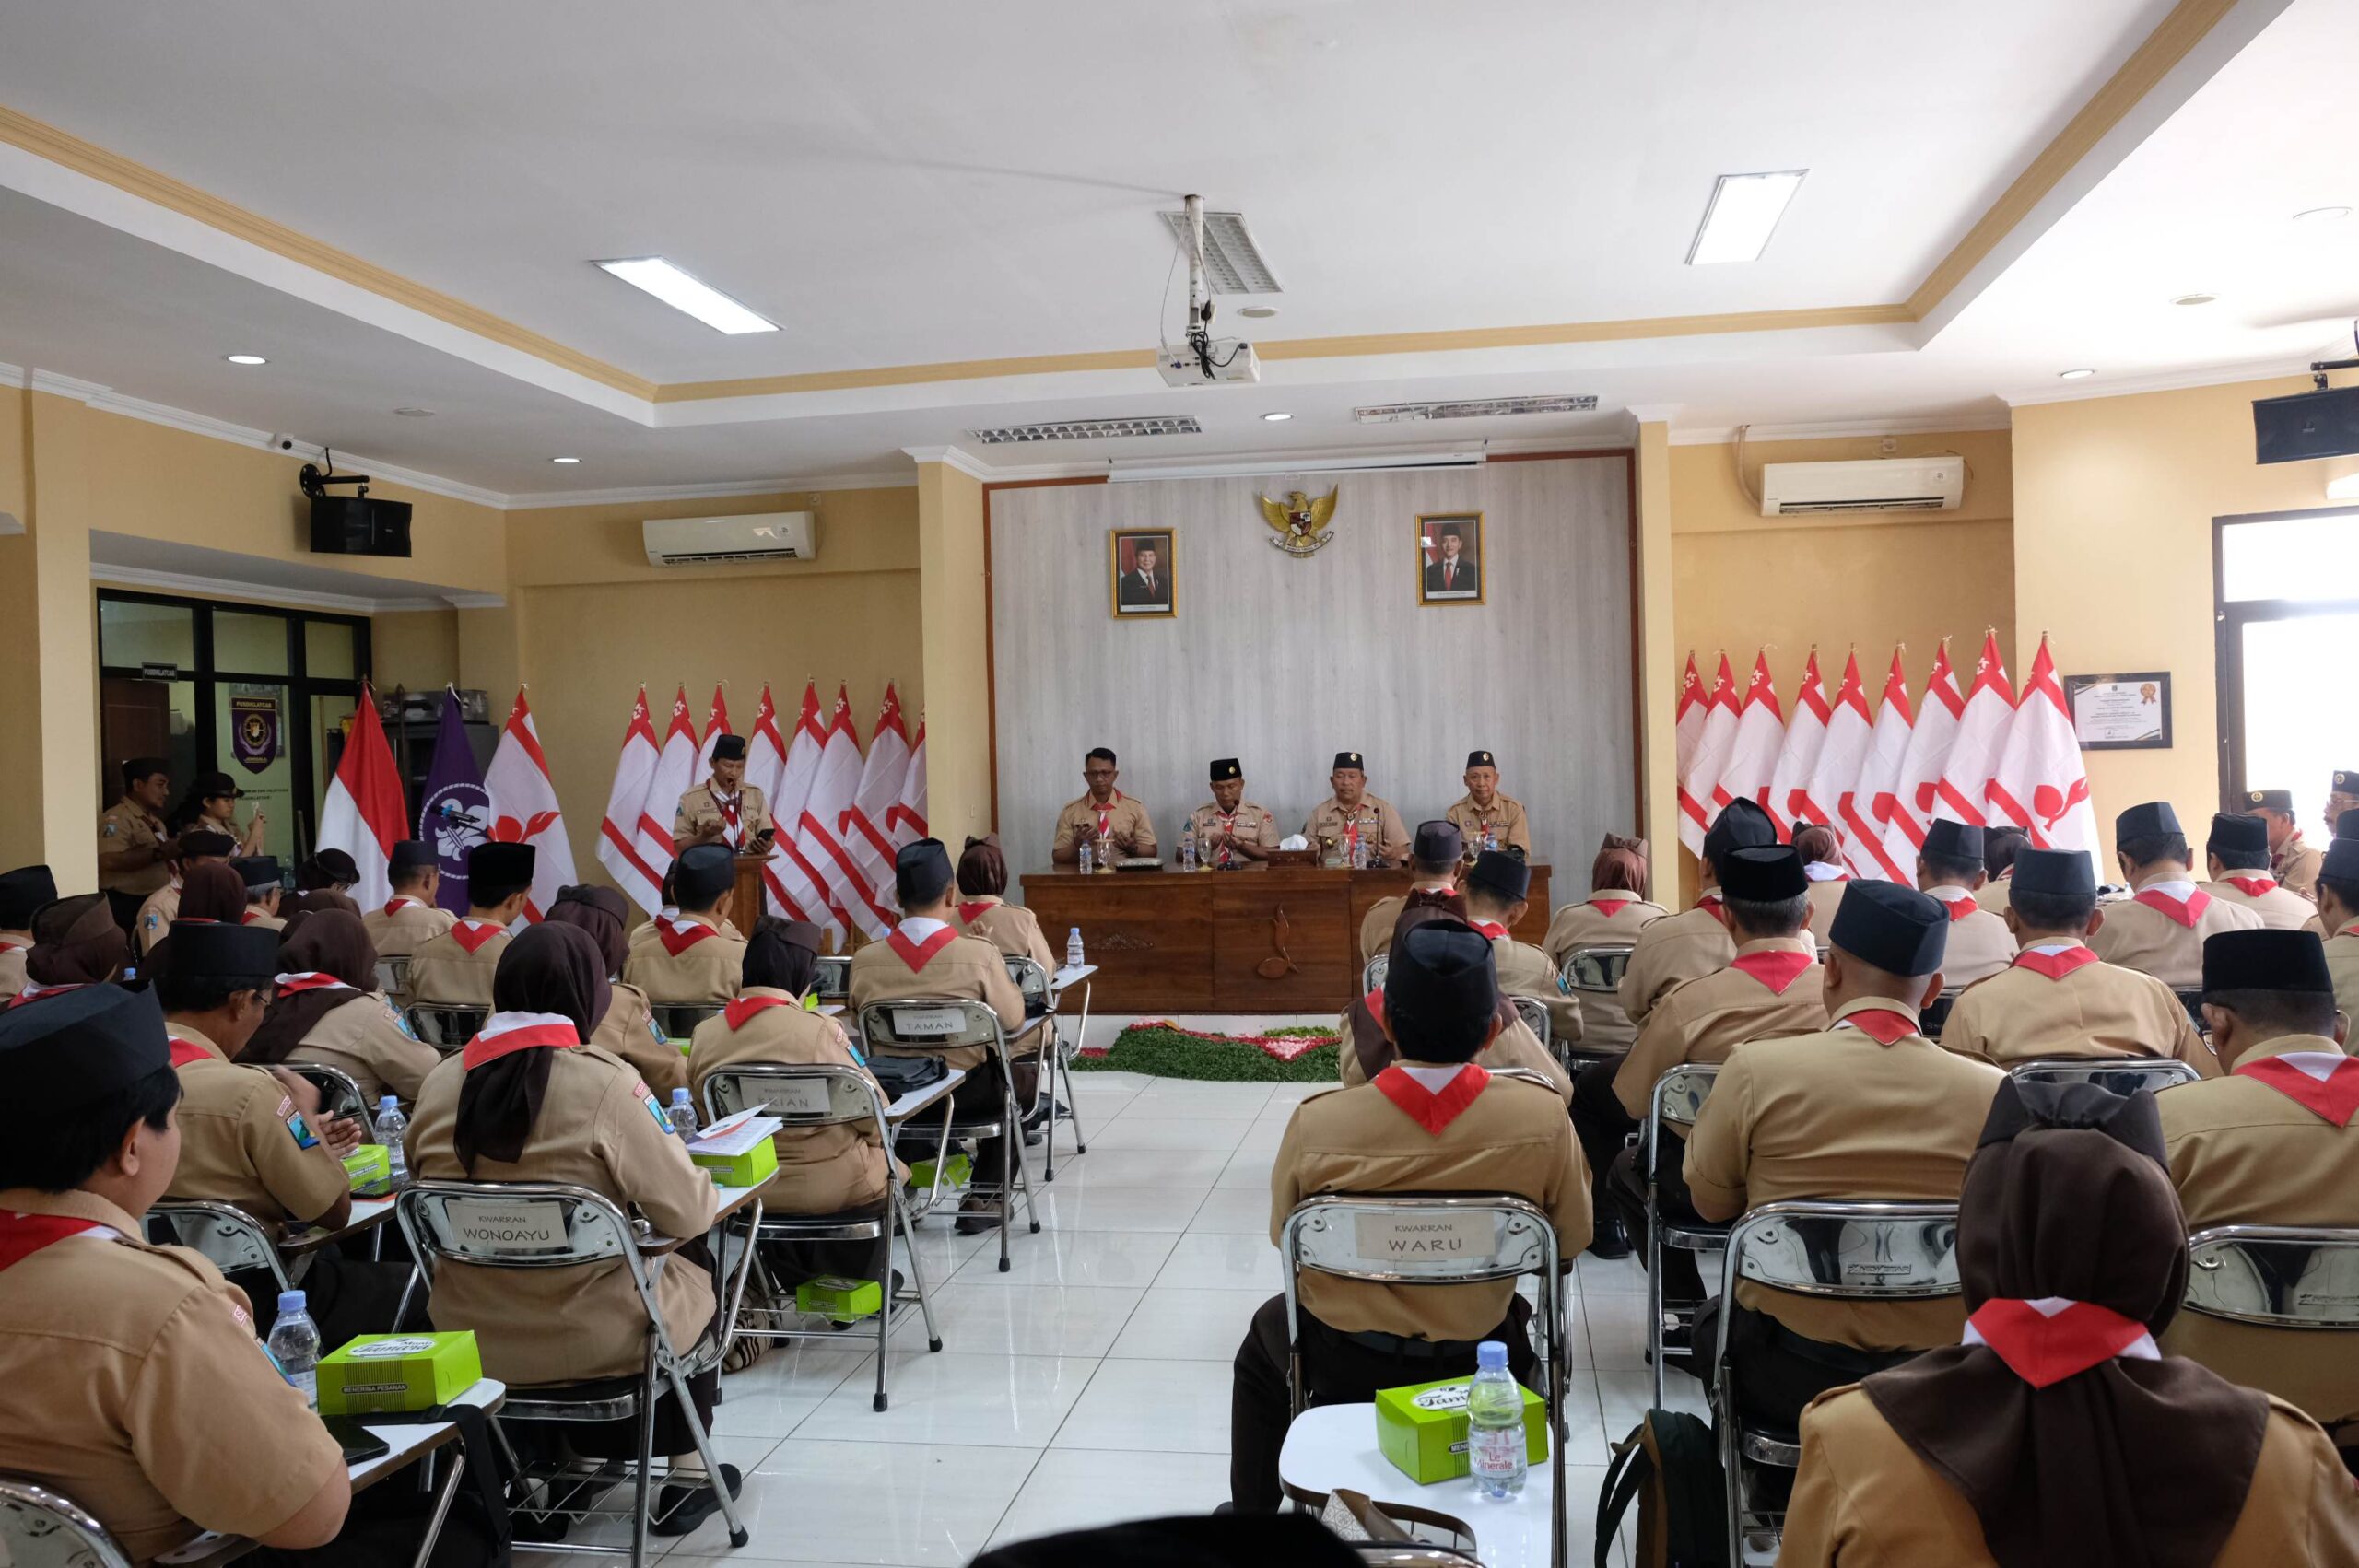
[1002,954,1090,1180]
[856,999,1041,1273]
[1644,1063,1724,1410]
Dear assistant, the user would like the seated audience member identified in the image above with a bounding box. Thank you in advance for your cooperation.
[952,834,1058,973]
[137,860,247,989]
[1574,844,1829,1262]
[688,919,904,1294]
[1335,971,1567,1102]
[296,848,360,896]
[1940,849,2216,1074]
[623,844,749,1004]
[282,887,359,920]
[2322,837,2359,1022]
[2203,811,2321,930]
[2091,802,2263,987]
[1794,824,1849,945]
[1684,882,2005,1426]
[241,909,439,1104]
[407,843,534,1006]
[1617,799,1778,1028]
[405,923,738,1536]
[0,862,57,1000]
[1974,824,2027,916]
[1462,849,1582,1044]
[545,882,683,1095]
[851,839,1031,1234]
[1357,821,1463,966]
[1229,920,1590,1513]
[1542,834,1666,1053]
[1915,820,2016,986]
[18,892,133,1002]
[235,856,286,932]
[159,920,407,1348]
[2156,929,2359,1441]
[363,839,456,959]
[134,828,237,956]
[1783,1079,2359,1567]
[0,986,355,1562]
[2249,786,2325,901]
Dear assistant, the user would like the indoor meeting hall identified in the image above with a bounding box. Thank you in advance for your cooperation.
[7,4,2359,1565]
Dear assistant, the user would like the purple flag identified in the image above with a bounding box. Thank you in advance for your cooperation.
[418,690,490,915]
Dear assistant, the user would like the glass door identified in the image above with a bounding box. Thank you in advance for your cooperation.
[2216,507,2359,841]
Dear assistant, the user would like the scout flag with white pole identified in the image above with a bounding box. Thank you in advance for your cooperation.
[594,685,665,913]
[1989,634,2101,878]
[1848,649,1916,882]
[1766,649,1830,840]
[1879,639,1962,883]
[1677,652,1740,859]
[1934,630,2016,828]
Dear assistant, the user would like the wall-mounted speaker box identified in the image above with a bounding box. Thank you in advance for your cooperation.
[309,496,414,556]
[2254,384,2359,464]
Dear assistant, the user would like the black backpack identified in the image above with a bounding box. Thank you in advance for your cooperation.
[1596,1409,1727,1568]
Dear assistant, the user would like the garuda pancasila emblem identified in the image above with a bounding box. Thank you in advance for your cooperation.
[1257,486,1340,557]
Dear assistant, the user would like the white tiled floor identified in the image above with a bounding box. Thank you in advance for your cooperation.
[534,1070,1665,1566]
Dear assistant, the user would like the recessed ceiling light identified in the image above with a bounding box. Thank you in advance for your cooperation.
[594,257,780,334]
[2171,292,2217,306]
[1262,411,1293,422]
[1238,304,1280,319]
[2057,369,2096,380]
[551,456,581,464]
[224,353,267,366]
[1685,170,1807,265]
[393,405,435,417]
[2294,206,2352,225]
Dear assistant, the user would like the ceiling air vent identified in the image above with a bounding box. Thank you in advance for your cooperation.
[1156,210,1283,294]
[967,415,1203,445]
[1355,395,1601,424]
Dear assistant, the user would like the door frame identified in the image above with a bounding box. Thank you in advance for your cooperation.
[2212,504,2359,802]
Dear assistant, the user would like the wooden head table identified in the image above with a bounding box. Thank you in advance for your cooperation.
[1018,861,1551,1014]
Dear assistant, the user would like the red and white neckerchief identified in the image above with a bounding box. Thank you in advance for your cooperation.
[2131,880,2211,929]
[0,937,26,954]
[710,782,745,848]
[448,918,507,954]
[886,918,960,972]
[1964,1296,2158,1387]
[164,1030,217,1068]
[460,1011,584,1070]
[7,979,86,1010]
[723,994,798,1031]
[2341,921,2359,941]
[239,909,269,927]
[654,915,717,956]
[383,896,426,917]
[274,971,347,1000]
[2013,944,2100,981]
[1731,947,1815,994]
[1092,790,1124,838]
[1835,1007,1919,1045]
[2224,875,2280,898]
[1924,887,1978,923]
[1590,895,1633,918]
[1804,863,1850,884]
[1696,895,1725,920]
[1372,1062,1491,1135]
[0,1211,121,1272]
[1468,919,1511,942]
[1213,810,1239,870]
[956,899,998,927]
[2234,1050,2359,1126]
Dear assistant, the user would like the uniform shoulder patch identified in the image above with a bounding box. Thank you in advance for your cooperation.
[101,821,119,837]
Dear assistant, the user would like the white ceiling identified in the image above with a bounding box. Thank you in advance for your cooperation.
[0,0,2353,499]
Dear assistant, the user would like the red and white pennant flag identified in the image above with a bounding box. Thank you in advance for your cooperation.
[1673,654,1708,788]
[1879,640,1962,883]
[1677,652,1740,860]
[1713,649,1785,822]
[1848,649,1917,882]
[1989,635,2100,880]
[595,685,665,913]
[1767,649,1830,841]
[1934,631,2014,829]
[1801,649,1871,837]
[483,688,575,923]
[843,684,912,918]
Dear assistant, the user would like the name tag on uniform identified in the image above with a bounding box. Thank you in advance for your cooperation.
[891,1006,964,1038]
[444,1199,569,1255]
[1351,1211,1494,1262]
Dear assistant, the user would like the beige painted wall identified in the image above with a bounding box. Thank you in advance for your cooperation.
[916,462,989,845]
[372,607,461,693]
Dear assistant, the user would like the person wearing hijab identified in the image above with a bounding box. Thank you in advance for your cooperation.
[0,864,59,1000]
[133,827,238,957]
[542,882,684,1097]
[242,909,439,1104]
[16,893,132,1004]
[1543,834,1668,1053]
[687,918,905,1292]
[951,835,1057,972]
[1792,823,1849,945]
[1781,1078,2359,1566]
[404,923,734,1535]
[138,860,249,989]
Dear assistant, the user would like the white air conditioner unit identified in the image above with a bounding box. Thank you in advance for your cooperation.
[641,511,816,567]
[1757,457,1964,517]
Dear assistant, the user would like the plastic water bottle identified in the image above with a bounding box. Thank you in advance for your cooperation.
[1180,827,1199,872]
[268,1291,322,1410]
[1465,1340,1527,1500]
[668,1088,699,1141]
[1077,840,1095,876]
[1065,927,1086,970]
[372,1095,409,1191]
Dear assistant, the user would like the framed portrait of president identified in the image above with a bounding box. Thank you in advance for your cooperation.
[1109,528,1176,618]
[1416,511,1484,605]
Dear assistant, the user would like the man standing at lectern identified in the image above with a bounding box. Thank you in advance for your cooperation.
[675,734,772,853]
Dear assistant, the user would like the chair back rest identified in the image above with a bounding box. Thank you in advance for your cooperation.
[651,1001,721,1040]
[856,999,1005,1056]
[374,954,414,997]
[2172,987,2210,1032]
[1282,1194,1559,1289]
[2008,1057,2201,1096]
[1561,942,1634,993]
[1362,954,1389,996]
[2186,1224,2359,1328]
[812,954,851,1003]
[282,1059,369,1120]
[1508,994,1551,1047]
[1725,1200,1961,1301]
[406,1002,487,1049]
[700,1061,884,1133]
[1003,955,1053,1009]
[0,1475,135,1568]
[1641,1062,1720,1172]
[144,1199,288,1285]
[1917,989,1962,1041]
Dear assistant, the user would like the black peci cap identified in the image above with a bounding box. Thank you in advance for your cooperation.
[711,734,748,763]
[2202,929,2334,997]
[2335,770,2358,794]
[390,839,438,872]
[1921,819,1985,863]
[1209,758,1242,782]
[896,838,955,907]
[1333,751,1364,772]
[1412,821,1464,866]
[1466,750,1496,770]
[0,984,170,1112]
[1830,881,1948,977]
[2207,813,2269,858]
[1385,919,1498,1027]
[467,842,536,885]
[2115,802,2182,841]
[164,919,280,986]
[0,865,58,930]
[2245,789,2294,813]
[1702,798,1778,864]
[1465,849,1529,902]
[2011,848,2097,897]
[1719,845,1808,902]
[2323,838,2359,882]
[672,843,734,906]
[233,856,281,893]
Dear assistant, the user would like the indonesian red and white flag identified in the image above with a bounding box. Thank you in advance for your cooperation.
[595,686,665,912]
[843,684,913,916]
[316,686,406,911]
[1879,640,1963,883]
[1848,649,1917,882]
[787,685,870,942]
[1713,650,1786,821]
[483,689,575,923]
[632,685,699,889]
[696,684,734,775]
[1801,649,1871,834]
[888,720,928,845]
[766,684,838,925]
[1674,654,1708,786]
[1677,653,1741,859]
[1766,649,1831,839]
[1934,631,2016,829]
[1989,635,2101,876]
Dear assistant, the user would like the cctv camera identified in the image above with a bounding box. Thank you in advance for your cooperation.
[269,435,299,452]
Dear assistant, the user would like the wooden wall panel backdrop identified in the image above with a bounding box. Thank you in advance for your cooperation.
[988,455,1636,892]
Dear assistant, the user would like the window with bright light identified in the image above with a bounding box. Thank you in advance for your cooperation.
[2217,508,2359,838]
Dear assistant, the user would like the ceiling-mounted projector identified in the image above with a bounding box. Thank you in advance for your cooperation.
[1156,193,1262,386]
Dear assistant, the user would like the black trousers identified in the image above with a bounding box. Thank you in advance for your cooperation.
[1693,1297,1919,1433]
[1229,1293,1539,1513]
[1569,1059,1637,1202]
[1604,1140,1710,1302]
[900,1058,1039,1204]
[760,1197,892,1289]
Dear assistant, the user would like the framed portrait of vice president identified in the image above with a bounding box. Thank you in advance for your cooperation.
[1110,529,1176,618]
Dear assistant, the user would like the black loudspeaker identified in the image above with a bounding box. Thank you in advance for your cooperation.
[309,496,414,556]
[2254,384,2359,464]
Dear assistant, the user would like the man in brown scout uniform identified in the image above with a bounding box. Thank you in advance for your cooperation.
[1445,749,1531,857]
[1939,848,2216,1074]
[1357,820,1462,967]
[2202,811,2318,930]
[1462,849,1582,1044]
[0,984,356,1562]
[623,844,749,1003]
[407,841,534,1006]
[234,856,287,933]
[1616,798,1778,1029]
[1303,751,1411,867]
[2325,771,2359,850]
[97,756,179,932]
[849,839,1031,1235]
[674,733,773,853]
[133,828,238,957]
[1228,919,1590,1513]
[1684,879,2006,1426]
[1050,747,1157,865]
[2319,837,2359,1023]
[1915,819,2016,986]
[2090,802,2263,988]
[1185,758,1281,869]
[0,863,55,1000]
[362,839,457,959]
[2246,787,2323,901]
[2157,929,2359,1442]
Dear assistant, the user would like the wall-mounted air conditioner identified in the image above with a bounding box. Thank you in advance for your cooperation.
[642,511,816,566]
[1758,457,1964,516]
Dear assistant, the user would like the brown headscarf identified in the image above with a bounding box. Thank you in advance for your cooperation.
[1862,1080,2269,1568]
[543,884,630,977]
[453,922,609,1172]
[25,895,128,986]
[957,835,1008,897]
[1590,834,1649,896]
[743,916,822,995]
[177,860,250,923]
[284,887,361,919]
[243,909,378,1066]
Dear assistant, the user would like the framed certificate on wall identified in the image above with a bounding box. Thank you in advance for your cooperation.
[2066,672,2171,749]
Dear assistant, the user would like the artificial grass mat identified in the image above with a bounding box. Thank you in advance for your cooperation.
[1074,1023,1342,1082]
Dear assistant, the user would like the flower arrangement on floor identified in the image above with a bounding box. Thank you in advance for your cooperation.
[1073,1020,1341,1082]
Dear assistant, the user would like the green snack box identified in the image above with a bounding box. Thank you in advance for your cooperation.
[910,1153,972,1190]
[796,1275,884,1322]
[342,1143,391,1196]
[689,1130,779,1188]
[318,1331,482,1416]
[1373,1375,1548,1484]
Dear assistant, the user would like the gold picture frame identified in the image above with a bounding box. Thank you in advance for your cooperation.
[1416,511,1485,605]
[1109,528,1176,618]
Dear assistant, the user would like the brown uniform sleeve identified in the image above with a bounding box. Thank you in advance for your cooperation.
[1127,801,1158,857]
[607,988,689,1097]
[1610,990,1685,1118]
[598,1071,720,1239]
[673,792,701,843]
[1681,1054,1752,1223]
[1376,802,1410,865]
[2295,1410,2359,1565]
[1268,1107,1309,1246]
[746,788,772,842]
[242,1077,355,1225]
[127,1280,346,1541]
[364,1006,444,1102]
[1936,989,1993,1063]
[1777,1394,1863,1567]
[1540,1107,1594,1257]
[1050,802,1083,860]
[1505,802,1532,855]
[1020,911,1059,974]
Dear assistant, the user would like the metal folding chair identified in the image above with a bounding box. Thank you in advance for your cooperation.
[1004,954,1089,1179]
[2008,1057,2201,1095]
[650,1002,722,1040]
[405,1002,487,1051]
[1916,988,1963,1040]
[700,1063,946,1410]
[1362,954,1389,996]
[0,1475,136,1568]
[857,999,1041,1273]
[2174,987,2211,1034]
[1642,1063,1723,1409]
[282,1059,369,1121]
[2186,1223,2359,1328]
[1556,942,1637,1068]
[1508,994,1552,1054]
[145,1198,295,1298]
[395,1180,757,1565]
[1710,1200,1961,1567]
[375,954,415,1003]
[1280,1194,1570,1568]
[812,955,851,1006]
